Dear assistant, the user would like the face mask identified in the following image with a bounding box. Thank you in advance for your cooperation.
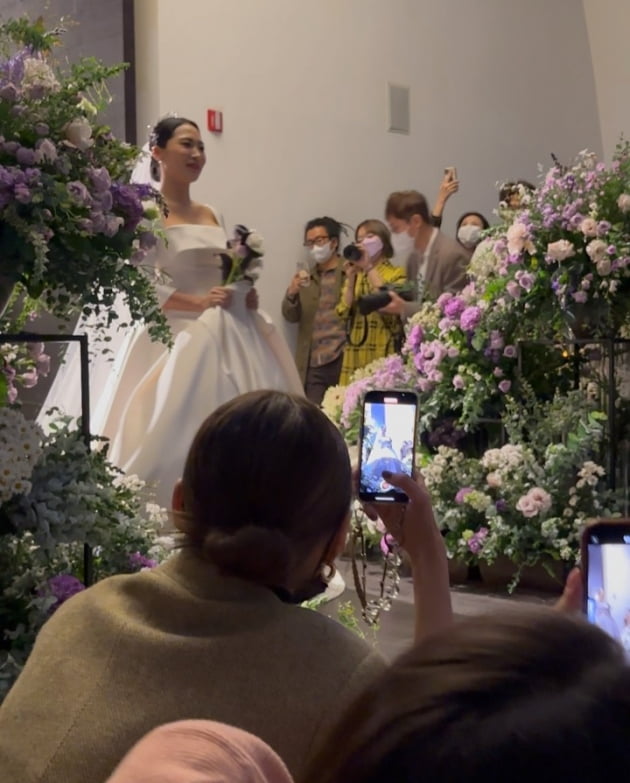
[457,224,482,249]
[361,235,384,260]
[310,242,334,265]
[390,230,414,259]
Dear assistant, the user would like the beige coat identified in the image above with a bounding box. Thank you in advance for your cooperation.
[281,259,345,382]
[404,231,469,318]
[0,550,385,783]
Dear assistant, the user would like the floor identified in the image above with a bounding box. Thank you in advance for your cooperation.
[322,559,558,661]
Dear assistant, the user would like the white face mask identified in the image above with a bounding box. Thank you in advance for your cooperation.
[457,224,482,249]
[390,230,415,259]
[309,242,334,265]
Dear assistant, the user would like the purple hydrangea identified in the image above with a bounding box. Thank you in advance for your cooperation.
[42,574,85,613]
[459,306,482,332]
[467,527,489,554]
[129,552,158,570]
[444,296,466,319]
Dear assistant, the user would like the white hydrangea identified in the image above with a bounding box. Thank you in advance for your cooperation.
[0,409,42,503]
[21,57,60,97]
[481,443,524,472]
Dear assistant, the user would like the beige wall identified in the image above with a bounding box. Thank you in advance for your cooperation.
[134,0,602,338]
[583,0,630,160]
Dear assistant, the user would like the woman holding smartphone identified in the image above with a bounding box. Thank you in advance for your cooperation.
[337,220,406,385]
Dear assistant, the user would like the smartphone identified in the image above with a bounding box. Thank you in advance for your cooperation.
[582,519,630,656]
[358,390,418,503]
[445,166,458,182]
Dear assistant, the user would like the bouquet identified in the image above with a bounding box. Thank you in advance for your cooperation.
[221,224,264,284]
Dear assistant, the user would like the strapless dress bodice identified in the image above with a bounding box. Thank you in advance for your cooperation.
[149,224,228,295]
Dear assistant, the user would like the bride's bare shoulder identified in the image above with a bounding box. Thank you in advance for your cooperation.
[194,203,221,227]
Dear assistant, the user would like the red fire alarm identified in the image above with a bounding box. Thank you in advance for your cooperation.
[207,109,223,133]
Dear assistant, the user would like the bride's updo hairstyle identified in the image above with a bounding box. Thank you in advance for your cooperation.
[179,390,352,599]
[149,116,200,181]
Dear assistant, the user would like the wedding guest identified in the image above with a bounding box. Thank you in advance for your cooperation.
[302,604,630,783]
[282,217,346,405]
[337,219,405,384]
[106,720,294,783]
[455,211,490,257]
[382,190,469,318]
[499,179,535,211]
[0,390,451,783]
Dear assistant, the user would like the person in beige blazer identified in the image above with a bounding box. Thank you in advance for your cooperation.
[0,391,452,783]
[381,190,469,319]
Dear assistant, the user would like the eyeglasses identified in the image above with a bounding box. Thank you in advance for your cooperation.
[303,236,330,248]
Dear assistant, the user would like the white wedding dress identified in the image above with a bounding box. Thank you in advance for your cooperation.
[102,223,303,505]
[41,222,303,507]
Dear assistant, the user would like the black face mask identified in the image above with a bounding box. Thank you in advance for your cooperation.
[270,573,328,605]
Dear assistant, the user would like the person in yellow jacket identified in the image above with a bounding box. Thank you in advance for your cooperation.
[336,219,406,385]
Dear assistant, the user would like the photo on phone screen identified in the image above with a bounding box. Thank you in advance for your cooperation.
[584,522,630,659]
[359,390,417,503]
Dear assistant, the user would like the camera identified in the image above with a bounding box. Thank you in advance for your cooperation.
[357,285,414,316]
[343,243,363,262]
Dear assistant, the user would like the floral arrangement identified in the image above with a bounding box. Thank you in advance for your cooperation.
[221,224,264,284]
[0,408,171,701]
[472,144,630,338]
[421,389,613,588]
[0,17,169,342]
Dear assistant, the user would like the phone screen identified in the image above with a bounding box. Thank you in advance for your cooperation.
[585,524,630,658]
[359,391,417,502]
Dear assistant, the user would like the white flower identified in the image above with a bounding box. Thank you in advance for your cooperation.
[586,239,608,263]
[245,231,264,255]
[617,193,630,213]
[65,117,94,150]
[547,239,576,262]
[21,57,60,97]
[0,408,43,503]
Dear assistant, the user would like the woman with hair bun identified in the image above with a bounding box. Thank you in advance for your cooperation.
[0,390,452,783]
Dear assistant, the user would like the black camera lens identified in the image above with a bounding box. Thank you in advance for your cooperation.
[343,244,363,262]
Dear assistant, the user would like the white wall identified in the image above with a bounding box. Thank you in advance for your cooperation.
[135,0,602,342]
[583,0,630,161]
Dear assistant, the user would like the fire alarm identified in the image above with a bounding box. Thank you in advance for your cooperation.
[207,109,223,133]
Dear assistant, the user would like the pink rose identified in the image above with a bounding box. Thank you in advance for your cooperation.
[579,217,598,237]
[515,270,535,291]
[547,239,576,262]
[572,291,588,303]
[506,221,531,256]
[498,380,512,393]
[528,487,552,513]
[506,280,521,299]
[452,374,465,390]
[516,494,539,518]
[486,472,502,488]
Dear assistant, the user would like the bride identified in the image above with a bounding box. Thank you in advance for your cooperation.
[43,116,303,506]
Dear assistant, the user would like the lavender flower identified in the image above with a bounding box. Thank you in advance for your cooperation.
[129,551,157,570]
[42,574,85,612]
[459,306,481,332]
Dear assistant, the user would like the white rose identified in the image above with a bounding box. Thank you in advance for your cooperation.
[65,118,94,150]
[586,239,608,262]
[547,239,576,262]
[245,231,264,255]
[579,217,598,237]
[617,193,630,213]
[596,257,612,276]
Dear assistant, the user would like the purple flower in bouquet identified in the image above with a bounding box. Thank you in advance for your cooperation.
[68,180,92,207]
[405,323,424,354]
[467,527,488,554]
[489,330,504,351]
[455,487,473,504]
[129,551,157,570]
[506,280,522,300]
[460,306,481,332]
[87,166,112,193]
[495,499,509,513]
[503,345,517,358]
[572,291,588,304]
[515,270,535,291]
[112,183,144,230]
[437,291,453,309]
[498,379,512,393]
[41,574,85,613]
